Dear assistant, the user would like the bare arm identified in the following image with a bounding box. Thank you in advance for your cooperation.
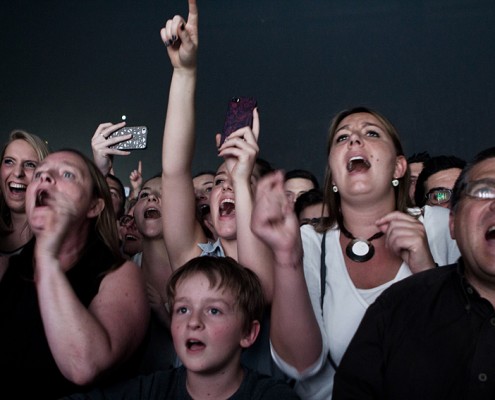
[160,0,207,269]
[32,189,149,384]
[251,171,322,371]
[218,112,274,303]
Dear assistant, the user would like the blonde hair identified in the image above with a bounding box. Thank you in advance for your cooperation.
[0,130,50,234]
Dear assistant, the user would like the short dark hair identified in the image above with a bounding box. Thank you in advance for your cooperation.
[414,155,466,207]
[407,151,431,164]
[294,188,324,218]
[285,169,320,190]
[451,147,495,212]
[253,157,274,179]
[166,256,264,334]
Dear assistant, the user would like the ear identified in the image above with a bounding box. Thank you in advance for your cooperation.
[240,320,260,349]
[394,155,408,179]
[87,197,105,219]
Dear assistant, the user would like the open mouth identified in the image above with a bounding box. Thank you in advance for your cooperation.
[9,182,27,194]
[35,190,49,207]
[125,234,138,242]
[486,226,495,241]
[219,198,235,216]
[199,204,210,218]
[144,207,161,219]
[186,339,205,351]
[347,156,371,173]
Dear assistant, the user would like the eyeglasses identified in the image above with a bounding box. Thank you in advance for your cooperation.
[464,179,495,200]
[119,215,135,227]
[425,187,452,205]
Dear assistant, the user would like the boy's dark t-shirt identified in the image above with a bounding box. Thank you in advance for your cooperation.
[63,365,300,400]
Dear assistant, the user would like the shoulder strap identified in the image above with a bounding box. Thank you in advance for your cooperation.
[319,230,339,371]
[320,231,327,311]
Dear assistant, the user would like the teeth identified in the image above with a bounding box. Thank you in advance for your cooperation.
[347,156,371,172]
[221,198,235,205]
[9,182,26,190]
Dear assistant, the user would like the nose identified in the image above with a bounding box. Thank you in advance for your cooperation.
[187,310,204,330]
[38,171,53,183]
[349,132,362,147]
[13,163,26,178]
[147,193,159,203]
[221,180,233,192]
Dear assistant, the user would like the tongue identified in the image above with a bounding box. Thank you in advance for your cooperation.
[347,159,371,172]
[144,209,161,219]
[220,202,235,216]
[189,342,205,351]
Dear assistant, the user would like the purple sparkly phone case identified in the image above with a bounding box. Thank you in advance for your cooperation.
[220,97,257,145]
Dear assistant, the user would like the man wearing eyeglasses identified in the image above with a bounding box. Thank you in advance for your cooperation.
[414,155,466,209]
[333,147,495,399]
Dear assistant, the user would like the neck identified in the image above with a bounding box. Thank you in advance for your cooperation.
[219,238,238,260]
[186,362,244,400]
[1,211,32,252]
[339,198,395,237]
[56,224,91,270]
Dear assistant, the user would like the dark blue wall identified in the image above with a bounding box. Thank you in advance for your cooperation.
[2,0,494,187]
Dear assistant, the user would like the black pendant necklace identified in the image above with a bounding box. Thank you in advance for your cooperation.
[340,225,384,263]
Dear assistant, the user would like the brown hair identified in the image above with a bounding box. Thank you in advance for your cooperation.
[55,149,125,268]
[317,106,411,233]
[166,256,264,334]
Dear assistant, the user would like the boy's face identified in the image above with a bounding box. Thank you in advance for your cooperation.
[171,272,254,374]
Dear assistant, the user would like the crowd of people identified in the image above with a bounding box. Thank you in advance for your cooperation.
[1,0,494,399]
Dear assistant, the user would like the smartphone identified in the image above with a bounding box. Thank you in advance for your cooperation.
[220,97,257,145]
[110,126,148,150]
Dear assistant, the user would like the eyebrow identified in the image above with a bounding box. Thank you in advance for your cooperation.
[336,122,383,133]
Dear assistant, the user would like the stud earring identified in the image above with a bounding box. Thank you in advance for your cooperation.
[332,185,339,193]
[392,179,399,187]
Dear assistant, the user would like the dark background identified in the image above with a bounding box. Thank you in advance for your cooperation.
[2,0,494,190]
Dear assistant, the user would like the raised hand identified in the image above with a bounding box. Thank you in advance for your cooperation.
[216,108,260,185]
[160,0,198,70]
[251,170,303,264]
[129,160,143,200]
[91,122,131,176]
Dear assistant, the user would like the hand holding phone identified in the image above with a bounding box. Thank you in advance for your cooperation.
[220,97,257,146]
[109,126,148,150]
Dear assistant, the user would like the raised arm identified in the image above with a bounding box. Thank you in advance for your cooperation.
[161,0,207,269]
[32,187,149,384]
[251,171,322,371]
[217,111,274,302]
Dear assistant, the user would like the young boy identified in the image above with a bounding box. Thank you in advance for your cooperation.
[63,256,300,399]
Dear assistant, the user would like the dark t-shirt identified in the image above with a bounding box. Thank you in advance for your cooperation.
[64,365,300,400]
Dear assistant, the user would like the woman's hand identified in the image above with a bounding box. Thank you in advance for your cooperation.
[91,122,131,176]
[376,211,436,272]
[160,0,198,71]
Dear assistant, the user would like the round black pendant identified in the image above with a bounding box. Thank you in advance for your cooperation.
[345,239,375,263]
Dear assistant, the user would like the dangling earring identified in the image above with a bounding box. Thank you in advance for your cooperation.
[332,185,339,193]
[392,178,399,187]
